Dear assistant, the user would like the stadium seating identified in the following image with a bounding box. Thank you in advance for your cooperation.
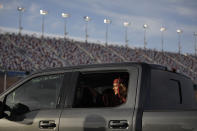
[0,33,196,83]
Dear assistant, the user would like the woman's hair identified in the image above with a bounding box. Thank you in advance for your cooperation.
[113,78,127,102]
[119,83,127,99]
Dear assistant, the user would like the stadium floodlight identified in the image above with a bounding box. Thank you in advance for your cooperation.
[62,13,69,18]
[123,22,130,27]
[160,27,166,32]
[40,10,48,37]
[17,7,25,34]
[84,16,91,42]
[123,22,131,47]
[84,16,91,22]
[194,32,197,56]
[17,7,25,11]
[176,29,183,54]
[40,10,48,15]
[160,27,166,52]
[143,24,148,28]
[176,29,182,33]
[104,18,111,46]
[143,24,148,49]
[61,13,70,38]
[104,19,111,24]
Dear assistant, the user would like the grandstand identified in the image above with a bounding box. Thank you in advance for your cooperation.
[0,32,197,92]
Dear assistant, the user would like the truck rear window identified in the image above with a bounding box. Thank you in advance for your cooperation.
[73,71,129,108]
[145,69,182,109]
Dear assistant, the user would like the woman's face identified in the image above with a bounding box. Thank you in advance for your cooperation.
[113,83,119,95]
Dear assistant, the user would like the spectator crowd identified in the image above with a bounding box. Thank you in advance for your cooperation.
[0,33,197,82]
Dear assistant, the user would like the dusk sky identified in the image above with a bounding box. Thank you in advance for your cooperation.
[0,0,197,54]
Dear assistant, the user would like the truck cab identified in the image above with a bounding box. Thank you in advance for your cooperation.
[0,62,197,131]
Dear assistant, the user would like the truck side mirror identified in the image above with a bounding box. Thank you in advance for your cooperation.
[8,103,30,121]
[11,103,30,116]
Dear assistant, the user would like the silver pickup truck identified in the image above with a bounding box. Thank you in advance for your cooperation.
[0,62,197,131]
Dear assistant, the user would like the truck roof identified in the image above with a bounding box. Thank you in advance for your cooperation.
[33,62,146,74]
[31,62,189,80]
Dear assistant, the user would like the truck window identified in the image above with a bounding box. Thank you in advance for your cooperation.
[73,71,129,108]
[6,74,64,111]
[146,69,182,109]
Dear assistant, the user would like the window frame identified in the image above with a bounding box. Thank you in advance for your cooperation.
[5,74,64,110]
[2,71,67,111]
[65,66,138,109]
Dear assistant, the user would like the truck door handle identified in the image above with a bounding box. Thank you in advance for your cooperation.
[39,120,56,129]
[109,120,129,129]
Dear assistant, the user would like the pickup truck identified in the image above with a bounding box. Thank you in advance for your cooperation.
[0,62,197,131]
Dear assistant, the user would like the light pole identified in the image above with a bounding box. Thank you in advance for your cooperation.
[40,9,48,37]
[62,13,70,38]
[123,22,130,47]
[194,32,197,56]
[160,27,166,52]
[176,29,183,54]
[104,18,111,46]
[17,7,25,34]
[3,70,6,91]
[143,24,148,49]
[84,16,91,43]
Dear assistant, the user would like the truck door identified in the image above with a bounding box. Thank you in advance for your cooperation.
[59,67,139,131]
[0,72,71,131]
[142,69,197,131]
